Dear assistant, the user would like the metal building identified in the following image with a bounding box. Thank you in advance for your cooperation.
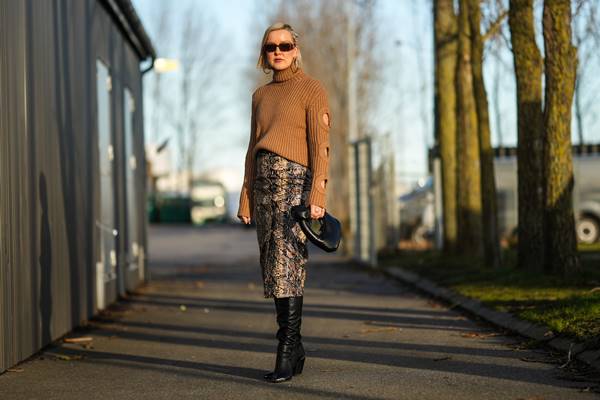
[0,0,155,373]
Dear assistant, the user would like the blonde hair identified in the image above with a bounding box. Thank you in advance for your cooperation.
[257,22,302,73]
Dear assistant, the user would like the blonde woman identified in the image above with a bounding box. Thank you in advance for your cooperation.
[237,22,331,383]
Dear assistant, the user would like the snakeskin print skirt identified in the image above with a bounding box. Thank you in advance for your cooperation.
[252,149,313,298]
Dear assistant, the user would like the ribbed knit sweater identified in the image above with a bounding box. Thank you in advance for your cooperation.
[237,66,331,219]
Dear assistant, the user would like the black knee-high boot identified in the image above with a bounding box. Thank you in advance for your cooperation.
[264,296,305,382]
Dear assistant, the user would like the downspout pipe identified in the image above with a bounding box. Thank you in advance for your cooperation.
[141,56,155,75]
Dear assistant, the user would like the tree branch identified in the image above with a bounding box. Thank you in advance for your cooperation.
[483,9,508,42]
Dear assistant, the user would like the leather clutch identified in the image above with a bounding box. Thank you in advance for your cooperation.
[291,204,342,252]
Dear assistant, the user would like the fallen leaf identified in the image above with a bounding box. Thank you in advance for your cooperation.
[54,354,84,361]
[520,356,560,365]
[63,337,93,344]
[460,332,501,339]
[7,368,24,373]
[515,397,545,400]
[359,327,399,335]
[427,301,444,309]
[179,305,187,312]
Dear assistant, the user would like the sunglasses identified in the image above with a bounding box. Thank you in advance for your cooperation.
[263,42,296,53]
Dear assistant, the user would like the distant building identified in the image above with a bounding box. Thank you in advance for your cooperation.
[0,0,155,373]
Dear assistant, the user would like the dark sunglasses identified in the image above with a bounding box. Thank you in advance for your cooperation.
[263,42,295,53]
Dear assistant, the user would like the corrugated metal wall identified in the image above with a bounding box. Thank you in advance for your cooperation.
[0,0,148,373]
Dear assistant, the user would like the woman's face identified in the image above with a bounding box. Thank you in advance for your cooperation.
[264,29,298,71]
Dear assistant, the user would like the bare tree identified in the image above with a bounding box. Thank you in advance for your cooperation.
[456,0,483,256]
[508,0,582,273]
[412,0,433,152]
[433,0,459,252]
[165,4,223,192]
[149,2,172,144]
[508,0,545,270]
[572,0,600,148]
[469,0,503,268]
[542,0,579,274]
[144,2,226,193]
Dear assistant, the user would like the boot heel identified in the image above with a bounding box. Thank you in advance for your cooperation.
[294,357,305,375]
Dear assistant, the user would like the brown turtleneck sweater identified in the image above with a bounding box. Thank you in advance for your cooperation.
[237,66,331,219]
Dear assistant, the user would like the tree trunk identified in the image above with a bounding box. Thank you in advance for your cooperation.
[508,0,545,270]
[542,0,580,274]
[468,0,502,268]
[455,0,483,256]
[434,0,458,253]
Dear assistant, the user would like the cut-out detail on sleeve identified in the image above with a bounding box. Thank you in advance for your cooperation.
[313,173,328,194]
[317,106,331,130]
[319,142,330,159]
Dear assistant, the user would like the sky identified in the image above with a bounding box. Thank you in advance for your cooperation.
[131,0,600,192]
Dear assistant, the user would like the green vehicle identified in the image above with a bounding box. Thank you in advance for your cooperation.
[147,192,191,223]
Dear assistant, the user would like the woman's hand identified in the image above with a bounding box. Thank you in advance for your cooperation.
[310,204,325,219]
[239,216,251,224]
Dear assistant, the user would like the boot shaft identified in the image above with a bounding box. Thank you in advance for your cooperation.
[274,296,303,346]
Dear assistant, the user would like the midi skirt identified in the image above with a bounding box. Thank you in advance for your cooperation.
[252,150,313,298]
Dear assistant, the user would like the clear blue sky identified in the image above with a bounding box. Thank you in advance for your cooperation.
[132,0,600,189]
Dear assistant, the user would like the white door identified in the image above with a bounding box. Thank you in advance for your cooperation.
[123,88,139,274]
[96,59,116,310]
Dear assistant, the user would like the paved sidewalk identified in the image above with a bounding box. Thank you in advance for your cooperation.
[0,225,597,399]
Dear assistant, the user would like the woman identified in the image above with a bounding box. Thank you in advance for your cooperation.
[237,22,331,383]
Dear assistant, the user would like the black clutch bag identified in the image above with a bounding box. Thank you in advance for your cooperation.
[291,204,342,252]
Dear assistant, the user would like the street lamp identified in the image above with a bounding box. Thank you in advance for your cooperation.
[154,57,180,73]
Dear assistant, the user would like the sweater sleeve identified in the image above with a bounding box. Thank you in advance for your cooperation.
[306,82,331,209]
[237,94,258,219]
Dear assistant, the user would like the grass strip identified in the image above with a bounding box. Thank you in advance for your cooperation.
[379,250,600,342]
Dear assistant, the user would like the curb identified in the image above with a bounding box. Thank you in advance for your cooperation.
[380,265,600,372]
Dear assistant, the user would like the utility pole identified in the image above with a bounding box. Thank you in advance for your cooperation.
[347,0,359,260]
[347,0,376,266]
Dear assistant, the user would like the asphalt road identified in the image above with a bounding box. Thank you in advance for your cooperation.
[0,224,597,400]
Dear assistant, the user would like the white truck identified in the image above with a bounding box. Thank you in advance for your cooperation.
[400,145,600,244]
[190,179,228,225]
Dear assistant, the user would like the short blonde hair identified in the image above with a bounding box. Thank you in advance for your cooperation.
[257,22,302,73]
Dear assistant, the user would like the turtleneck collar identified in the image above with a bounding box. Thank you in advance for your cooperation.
[272,66,303,83]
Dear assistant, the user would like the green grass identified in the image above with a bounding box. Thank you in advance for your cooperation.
[379,249,600,342]
[579,242,600,252]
